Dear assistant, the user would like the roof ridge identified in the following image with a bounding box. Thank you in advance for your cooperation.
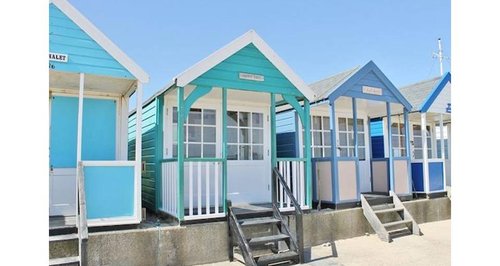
[309,66,361,86]
[400,75,442,90]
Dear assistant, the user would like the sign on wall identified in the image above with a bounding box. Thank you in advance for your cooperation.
[239,72,264,82]
[362,86,383,96]
[49,52,69,63]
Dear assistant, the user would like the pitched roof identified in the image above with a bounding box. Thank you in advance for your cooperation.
[399,72,451,112]
[50,0,149,83]
[173,30,316,101]
[309,66,360,101]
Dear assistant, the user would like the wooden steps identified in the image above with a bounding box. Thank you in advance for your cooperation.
[255,251,299,266]
[49,256,80,265]
[248,234,290,246]
[361,192,421,242]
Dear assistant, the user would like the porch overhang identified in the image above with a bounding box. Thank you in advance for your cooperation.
[50,70,137,96]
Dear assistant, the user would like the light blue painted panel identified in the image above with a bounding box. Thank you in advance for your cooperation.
[82,98,116,161]
[429,162,444,191]
[85,166,135,219]
[49,4,134,79]
[50,96,78,168]
[276,111,296,133]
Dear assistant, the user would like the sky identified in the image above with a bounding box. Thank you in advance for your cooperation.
[68,0,451,103]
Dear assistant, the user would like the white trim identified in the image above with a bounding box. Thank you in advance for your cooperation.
[51,0,149,83]
[88,216,140,227]
[76,73,84,163]
[421,113,429,193]
[174,30,315,101]
[119,96,129,160]
[184,213,226,221]
[50,88,122,98]
[135,82,143,221]
[80,160,136,167]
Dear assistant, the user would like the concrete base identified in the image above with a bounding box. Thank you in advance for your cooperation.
[50,197,451,266]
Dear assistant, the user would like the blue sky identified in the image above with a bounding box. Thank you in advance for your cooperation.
[68,0,450,102]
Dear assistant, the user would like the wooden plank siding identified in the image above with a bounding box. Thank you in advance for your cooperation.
[49,3,134,79]
[276,111,298,158]
[128,100,158,210]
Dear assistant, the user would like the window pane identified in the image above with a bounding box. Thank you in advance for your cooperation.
[392,136,400,148]
[427,149,432,159]
[349,133,354,146]
[393,148,401,157]
[173,107,178,123]
[348,148,355,157]
[203,109,216,125]
[239,145,251,160]
[188,144,201,158]
[414,149,423,159]
[203,144,216,157]
[173,124,178,142]
[338,118,346,131]
[324,148,331,157]
[339,133,348,146]
[413,125,422,136]
[400,136,406,147]
[401,148,407,157]
[391,123,399,134]
[239,112,249,127]
[227,111,238,127]
[252,129,263,144]
[358,133,365,146]
[239,128,250,143]
[228,128,238,143]
[188,108,202,124]
[313,148,322,157]
[414,137,422,148]
[313,131,323,146]
[252,113,263,128]
[228,145,238,160]
[340,148,348,157]
[173,145,177,158]
[358,148,366,160]
[322,117,330,130]
[313,116,321,130]
[427,137,432,149]
[187,126,202,142]
[252,145,263,160]
[357,119,364,132]
[203,127,216,142]
[347,118,354,131]
[323,132,331,146]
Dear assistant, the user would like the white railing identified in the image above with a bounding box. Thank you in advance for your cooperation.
[161,160,178,217]
[184,159,224,220]
[277,159,306,211]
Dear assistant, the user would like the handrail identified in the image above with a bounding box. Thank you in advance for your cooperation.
[272,167,304,263]
[77,162,88,266]
[227,206,257,266]
[271,202,299,252]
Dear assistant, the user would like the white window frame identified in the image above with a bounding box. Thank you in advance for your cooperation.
[226,110,265,161]
[337,117,367,160]
[390,119,407,157]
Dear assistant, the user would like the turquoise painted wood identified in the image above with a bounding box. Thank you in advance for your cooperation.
[50,96,116,168]
[177,87,185,220]
[49,4,134,79]
[84,165,135,219]
[182,86,213,119]
[271,94,277,168]
[155,96,165,211]
[303,100,312,206]
[127,100,158,210]
[191,44,302,96]
[222,88,228,211]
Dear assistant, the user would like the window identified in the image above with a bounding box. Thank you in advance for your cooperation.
[412,124,432,159]
[172,107,216,158]
[311,115,331,157]
[227,111,264,160]
[338,117,366,160]
[391,121,407,157]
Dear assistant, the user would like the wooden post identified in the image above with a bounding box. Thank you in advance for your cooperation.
[329,99,339,203]
[303,99,312,207]
[135,81,143,220]
[439,114,446,188]
[386,102,394,192]
[404,108,412,194]
[177,87,185,220]
[421,112,429,194]
[222,88,228,212]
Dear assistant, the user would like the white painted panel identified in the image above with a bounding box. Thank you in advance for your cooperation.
[372,161,388,193]
[338,161,357,201]
[49,168,77,216]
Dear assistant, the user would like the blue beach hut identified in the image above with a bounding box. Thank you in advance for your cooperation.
[49,0,149,227]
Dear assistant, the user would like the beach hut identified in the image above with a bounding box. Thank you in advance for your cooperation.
[49,0,148,228]
[129,30,315,222]
[399,73,451,197]
[277,61,414,208]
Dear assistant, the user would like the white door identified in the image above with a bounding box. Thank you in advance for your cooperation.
[50,169,77,216]
[227,108,271,205]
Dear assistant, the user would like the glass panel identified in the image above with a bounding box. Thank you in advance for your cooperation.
[324,148,331,157]
[239,112,249,127]
[401,148,407,157]
[358,133,365,146]
[203,127,216,142]
[239,128,250,143]
[400,136,406,147]
[252,113,263,128]
[228,145,238,160]
[349,133,354,146]
[323,132,331,146]
[340,148,348,157]
[173,145,177,158]
[313,131,323,146]
[227,111,238,127]
[314,148,322,157]
[393,148,401,157]
[188,143,201,158]
[252,129,263,144]
[203,109,216,125]
[427,149,432,159]
[252,145,263,160]
[339,133,348,146]
[338,118,346,131]
[357,119,364,132]
[358,148,366,160]
[347,118,354,131]
[228,128,238,143]
[313,116,321,130]
[322,117,330,130]
[391,123,399,134]
[203,144,216,157]
[413,125,422,136]
[187,126,202,142]
[188,108,202,124]
[427,137,432,149]
[414,149,423,159]
[173,125,178,142]
[392,136,400,148]
[414,137,422,148]
[348,148,355,157]
[173,107,178,123]
[239,145,251,160]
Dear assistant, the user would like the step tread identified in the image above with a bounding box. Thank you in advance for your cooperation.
[256,251,299,265]
[240,218,281,227]
[249,234,290,245]
[387,227,412,235]
[374,207,404,214]
[49,233,78,242]
[49,256,80,265]
[383,219,413,227]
